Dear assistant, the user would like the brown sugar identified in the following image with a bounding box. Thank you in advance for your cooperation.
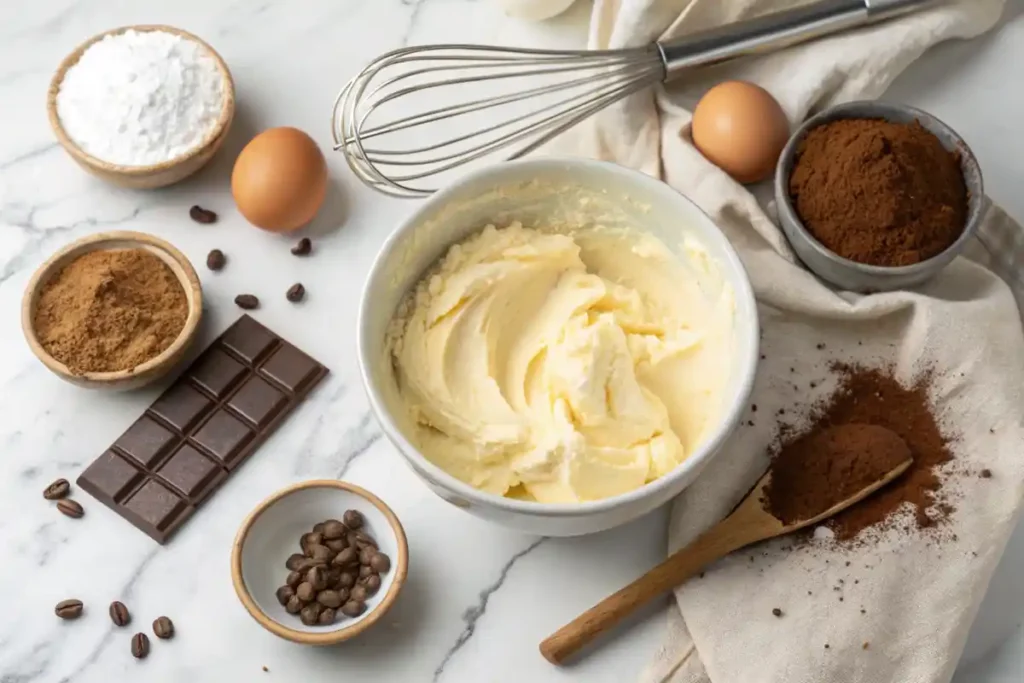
[789,119,967,267]
[33,248,188,374]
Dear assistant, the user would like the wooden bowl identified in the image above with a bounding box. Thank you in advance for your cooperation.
[21,230,203,390]
[231,480,409,646]
[47,25,235,189]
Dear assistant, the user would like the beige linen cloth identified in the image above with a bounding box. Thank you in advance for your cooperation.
[559,1,1024,682]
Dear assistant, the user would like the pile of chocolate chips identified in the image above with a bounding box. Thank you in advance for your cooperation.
[276,510,391,626]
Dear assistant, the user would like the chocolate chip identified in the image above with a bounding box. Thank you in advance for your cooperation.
[189,205,218,224]
[131,632,150,659]
[290,238,312,256]
[286,283,305,303]
[206,249,226,271]
[234,294,259,310]
[43,478,70,500]
[56,499,84,518]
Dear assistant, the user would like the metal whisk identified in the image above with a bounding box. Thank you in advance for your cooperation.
[332,0,931,198]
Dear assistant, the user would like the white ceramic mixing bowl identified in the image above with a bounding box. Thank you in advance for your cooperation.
[358,158,759,536]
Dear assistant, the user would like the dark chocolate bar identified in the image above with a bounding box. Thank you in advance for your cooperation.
[77,315,328,543]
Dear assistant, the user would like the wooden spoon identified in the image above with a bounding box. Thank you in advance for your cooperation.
[540,427,912,666]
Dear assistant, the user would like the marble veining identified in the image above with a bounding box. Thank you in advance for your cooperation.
[0,0,1022,681]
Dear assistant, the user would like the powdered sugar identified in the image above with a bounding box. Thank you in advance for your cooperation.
[56,29,226,167]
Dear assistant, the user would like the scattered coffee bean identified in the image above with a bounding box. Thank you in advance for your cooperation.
[109,601,131,627]
[285,554,306,571]
[359,547,376,566]
[325,539,347,552]
[358,565,373,579]
[56,499,84,519]
[333,547,358,568]
[43,478,70,500]
[291,237,312,256]
[362,574,382,596]
[286,570,303,588]
[296,582,316,603]
[369,552,391,573]
[772,608,783,618]
[341,600,366,618]
[317,590,343,609]
[235,294,259,310]
[308,544,333,563]
[337,571,356,589]
[286,283,305,303]
[322,520,346,540]
[206,249,226,271]
[318,608,336,626]
[131,632,151,659]
[306,566,329,592]
[981,469,993,479]
[189,205,218,224]
[343,509,364,530]
[276,586,296,606]
[353,531,377,549]
[300,603,322,626]
[152,616,174,640]
[350,584,369,603]
[285,595,303,614]
[55,599,84,620]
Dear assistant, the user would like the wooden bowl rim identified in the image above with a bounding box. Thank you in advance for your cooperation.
[47,24,236,175]
[230,480,410,646]
[21,230,203,382]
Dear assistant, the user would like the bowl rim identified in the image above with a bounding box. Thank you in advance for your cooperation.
[774,100,985,276]
[230,479,409,645]
[20,230,203,382]
[47,24,236,175]
[357,156,760,518]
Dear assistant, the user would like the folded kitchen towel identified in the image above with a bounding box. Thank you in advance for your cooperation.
[561,1,1024,682]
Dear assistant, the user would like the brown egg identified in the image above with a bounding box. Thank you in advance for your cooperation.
[691,81,790,184]
[231,127,328,232]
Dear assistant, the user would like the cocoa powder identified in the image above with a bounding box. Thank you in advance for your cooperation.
[765,365,954,541]
[788,119,967,267]
[34,248,188,374]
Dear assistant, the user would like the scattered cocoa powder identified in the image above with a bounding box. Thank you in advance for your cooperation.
[789,119,967,267]
[766,365,954,541]
[34,249,188,374]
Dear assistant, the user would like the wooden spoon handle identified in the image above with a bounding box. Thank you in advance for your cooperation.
[540,519,753,665]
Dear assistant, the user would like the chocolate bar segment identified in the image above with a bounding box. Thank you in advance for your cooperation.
[77,315,329,544]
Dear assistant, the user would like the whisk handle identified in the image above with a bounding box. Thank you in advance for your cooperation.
[657,0,934,80]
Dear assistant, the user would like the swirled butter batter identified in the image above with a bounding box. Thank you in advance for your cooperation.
[387,222,734,503]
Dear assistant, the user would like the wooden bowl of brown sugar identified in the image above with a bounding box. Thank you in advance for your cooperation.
[21,231,203,390]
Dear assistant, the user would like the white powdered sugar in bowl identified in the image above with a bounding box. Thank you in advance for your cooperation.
[55,28,227,167]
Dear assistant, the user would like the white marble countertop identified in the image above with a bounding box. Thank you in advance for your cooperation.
[0,1,1021,681]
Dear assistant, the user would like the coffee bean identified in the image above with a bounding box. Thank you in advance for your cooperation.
[349,584,368,603]
[307,544,334,563]
[322,520,346,540]
[295,558,326,573]
[234,294,259,310]
[189,205,218,224]
[358,565,373,579]
[341,600,366,618]
[285,595,303,614]
[43,478,70,500]
[286,570,303,588]
[296,582,316,602]
[358,546,376,566]
[362,574,382,596]
[109,601,131,627]
[55,598,83,620]
[206,249,226,271]
[306,566,329,592]
[353,531,377,550]
[369,552,391,574]
[326,567,342,586]
[131,633,150,659]
[300,603,322,626]
[346,531,361,549]
[332,547,358,568]
[336,587,350,604]
[325,539,347,552]
[56,499,84,519]
[152,616,174,640]
[343,509,364,530]
[312,522,327,534]
[316,590,343,609]
[337,571,356,589]
[300,532,324,552]
[318,608,336,626]
[291,237,312,256]
[276,586,295,606]
[285,553,306,571]
[286,283,305,303]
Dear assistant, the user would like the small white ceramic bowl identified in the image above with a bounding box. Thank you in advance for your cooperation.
[357,157,759,536]
[231,480,408,645]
